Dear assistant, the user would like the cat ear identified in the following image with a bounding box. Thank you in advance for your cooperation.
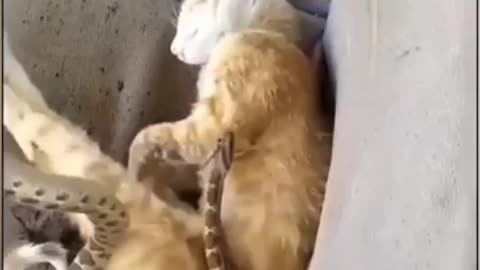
[209,0,220,16]
[212,0,246,30]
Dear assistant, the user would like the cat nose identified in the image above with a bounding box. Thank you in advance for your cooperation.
[171,45,185,60]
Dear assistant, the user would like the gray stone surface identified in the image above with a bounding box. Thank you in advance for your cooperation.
[3,1,198,268]
[5,0,198,163]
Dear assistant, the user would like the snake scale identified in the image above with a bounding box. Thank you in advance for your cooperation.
[4,132,235,270]
[3,29,236,270]
[200,132,235,270]
[4,151,128,270]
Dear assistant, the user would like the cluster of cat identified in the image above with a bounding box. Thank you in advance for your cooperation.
[3,0,332,270]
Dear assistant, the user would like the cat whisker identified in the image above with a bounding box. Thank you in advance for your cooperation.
[161,0,180,20]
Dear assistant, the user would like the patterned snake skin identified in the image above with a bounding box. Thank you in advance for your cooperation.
[200,133,235,270]
[4,132,235,270]
[4,153,129,270]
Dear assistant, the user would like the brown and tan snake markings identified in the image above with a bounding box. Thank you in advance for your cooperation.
[200,133,235,270]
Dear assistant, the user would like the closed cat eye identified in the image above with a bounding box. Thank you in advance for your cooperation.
[188,29,199,38]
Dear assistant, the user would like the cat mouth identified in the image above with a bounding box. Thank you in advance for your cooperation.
[176,52,206,66]
[176,51,186,62]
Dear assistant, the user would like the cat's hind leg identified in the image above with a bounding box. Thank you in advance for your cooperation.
[4,66,125,183]
[3,83,41,160]
[3,32,50,115]
[4,82,68,169]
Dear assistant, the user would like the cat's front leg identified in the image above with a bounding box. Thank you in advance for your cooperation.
[128,118,218,179]
[128,122,179,180]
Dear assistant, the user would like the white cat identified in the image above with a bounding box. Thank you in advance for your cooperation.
[170,0,300,65]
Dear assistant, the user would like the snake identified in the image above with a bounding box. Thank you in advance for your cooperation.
[3,128,233,270]
[4,152,129,270]
[200,132,235,270]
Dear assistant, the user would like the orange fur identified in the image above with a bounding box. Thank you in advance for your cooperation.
[131,29,332,270]
[105,184,207,270]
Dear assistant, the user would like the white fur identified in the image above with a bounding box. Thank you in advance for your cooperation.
[3,36,123,241]
[3,32,50,114]
[170,0,298,65]
[4,78,118,184]
[170,0,221,65]
[3,35,124,186]
[4,242,68,270]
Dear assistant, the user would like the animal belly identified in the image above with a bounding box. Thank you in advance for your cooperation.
[220,194,308,270]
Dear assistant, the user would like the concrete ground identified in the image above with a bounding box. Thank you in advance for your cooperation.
[2,0,476,270]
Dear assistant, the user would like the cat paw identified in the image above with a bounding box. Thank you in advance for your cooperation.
[127,124,182,178]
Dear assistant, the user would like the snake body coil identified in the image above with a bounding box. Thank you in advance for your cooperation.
[4,153,129,270]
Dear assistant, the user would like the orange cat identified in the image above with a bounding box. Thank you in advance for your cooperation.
[129,0,332,270]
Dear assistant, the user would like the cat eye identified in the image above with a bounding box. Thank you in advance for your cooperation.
[188,29,199,38]
[215,31,225,42]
